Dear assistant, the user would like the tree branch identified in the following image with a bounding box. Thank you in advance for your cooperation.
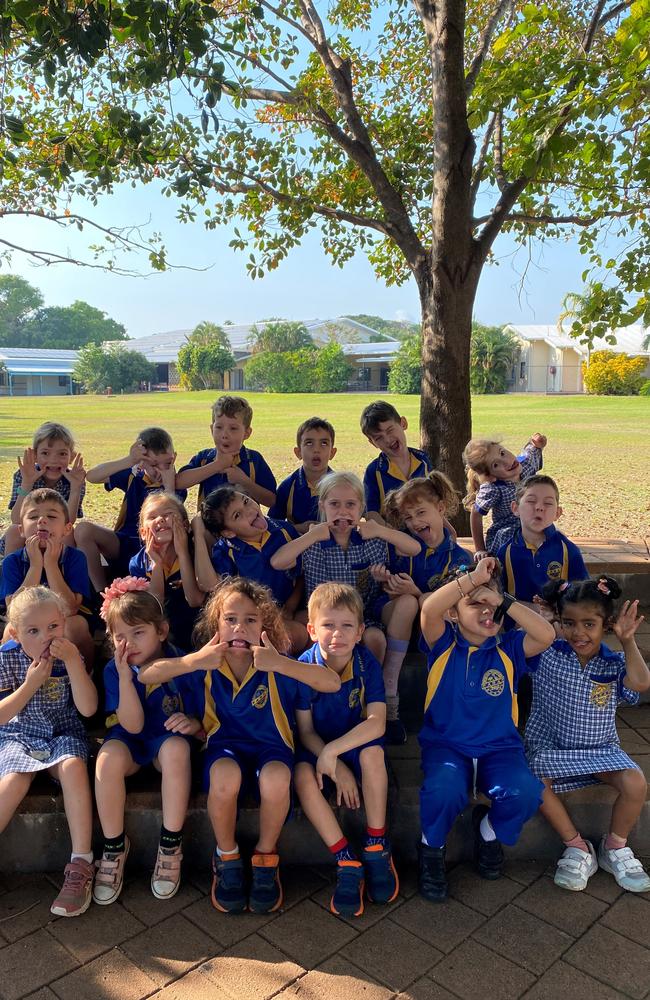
[473,207,646,227]
[465,0,514,95]
[469,111,498,207]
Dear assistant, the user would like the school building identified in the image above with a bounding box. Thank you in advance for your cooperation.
[0,348,78,397]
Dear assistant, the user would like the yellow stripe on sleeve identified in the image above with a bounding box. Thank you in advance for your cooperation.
[424,642,455,713]
[496,647,518,727]
[268,673,294,750]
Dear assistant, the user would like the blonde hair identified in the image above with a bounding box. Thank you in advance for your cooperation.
[138,491,189,535]
[32,422,75,451]
[194,578,290,653]
[7,586,67,628]
[385,470,459,528]
[308,582,364,625]
[462,438,500,510]
[317,471,365,519]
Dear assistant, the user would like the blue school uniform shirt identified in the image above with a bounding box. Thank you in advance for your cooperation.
[105,468,187,542]
[104,642,198,743]
[297,643,385,742]
[178,446,276,504]
[184,659,315,754]
[498,526,588,603]
[128,547,199,649]
[268,466,333,525]
[210,519,300,606]
[391,529,473,594]
[420,621,533,756]
[363,447,432,516]
[0,546,90,603]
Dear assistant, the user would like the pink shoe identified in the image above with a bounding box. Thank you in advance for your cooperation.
[93,838,130,905]
[151,844,183,900]
[50,858,95,917]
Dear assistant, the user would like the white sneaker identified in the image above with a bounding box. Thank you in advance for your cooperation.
[93,837,130,905]
[554,842,597,891]
[597,837,650,892]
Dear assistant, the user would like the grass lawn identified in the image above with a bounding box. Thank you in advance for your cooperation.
[0,391,647,538]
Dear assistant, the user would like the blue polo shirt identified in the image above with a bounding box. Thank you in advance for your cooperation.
[178,446,276,504]
[497,526,588,603]
[185,659,316,754]
[0,546,90,603]
[105,468,187,541]
[210,518,300,605]
[128,547,199,650]
[363,447,432,516]
[268,466,333,525]
[420,622,533,756]
[391,529,473,594]
[297,643,385,742]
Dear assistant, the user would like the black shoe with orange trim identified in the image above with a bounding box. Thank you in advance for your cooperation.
[211,851,247,913]
[363,844,399,904]
[249,853,283,913]
[331,859,365,917]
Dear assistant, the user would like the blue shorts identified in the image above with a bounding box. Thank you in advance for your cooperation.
[113,532,141,576]
[102,729,190,768]
[202,740,294,794]
[296,738,384,782]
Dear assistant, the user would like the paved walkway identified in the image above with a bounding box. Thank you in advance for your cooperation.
[1,855,650,1000]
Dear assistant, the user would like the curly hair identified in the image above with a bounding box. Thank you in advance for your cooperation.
[542,575,621,620]
[211,395,253,429]
[385,470,460,528]
[194,577,290,653]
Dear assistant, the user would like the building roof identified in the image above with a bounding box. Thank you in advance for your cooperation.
[0,348,77,375]
[506,324,650,357]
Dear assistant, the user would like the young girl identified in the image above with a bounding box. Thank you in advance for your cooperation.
[192,485,308,653]
[418,558,555,902]
[462,433,547,557]
[271,472,420,680]
[0,587,97,917]
[137,577,341,915]
[525,577,650,893]
[129,491,204,650]
[94,578,202,905]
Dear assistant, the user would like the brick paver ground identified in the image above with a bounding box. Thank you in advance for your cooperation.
[1,858,649,1000]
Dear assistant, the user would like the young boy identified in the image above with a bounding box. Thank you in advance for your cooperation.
[176,395,276,508]
[497,475,588,608]
[268,418,336,532]
[75,428,184,591]
[2,422,86,557]
[295,582,398,918]
[360,401,432,521]
[0,489,94,667]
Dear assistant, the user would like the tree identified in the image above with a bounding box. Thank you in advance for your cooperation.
[582,351,646,396]
[245,348,319,392]
[0,276,43,344]
[470,325,517,394]
[313,342,353,391]
[388,336,423,395]
[19,301,128,349]
[73,343,155,394]
[248,321,315,354]
[177,322,235,390]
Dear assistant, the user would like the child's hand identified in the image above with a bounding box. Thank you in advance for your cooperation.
[370,563,391,584]
[473,549,489,563]
[25,533,45,567]
[43,537,63,566]
[530,433,547,449]
[18,447,38,488]
[193,632,229,670]
[64,452,87,487]
[213,451,235,473]
[252,631,280,672]
[613,600,645,643]
[49,637,82,667]
[129,439,148,467]
[308,521,331,542]
[145,528,165,567]
[385,572,421,597]
[160,455,177,491]
[115,639,133,679]
[469,558,497,588]
[172,513,189,552]
[316,745,339,787]
[164,712,202,735]
[25,656,53,692]
[472,585,502,610]
[357,518,381,540]
[334,761,360,809]
[190,513,205,538]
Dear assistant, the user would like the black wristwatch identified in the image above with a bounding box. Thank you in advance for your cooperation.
[494,593,516,623]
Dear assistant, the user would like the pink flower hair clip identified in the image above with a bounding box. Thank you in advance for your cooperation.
[100,576,151,620]
[597,578,611,596]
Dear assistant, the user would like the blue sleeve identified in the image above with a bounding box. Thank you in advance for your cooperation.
[103,660,120,713]
[267,477,290,520]
[363,460,381,514]
[363,652,386,704]
[567,542,588,581]
[295,679,314,711]
[178,450,208,475]
[251,452,277,493]
[499,628,530,677]
[105,467,132,494]
[63,549,91,600]
[211,542,236,578]
[420,619,455,655]
[0,651,16,692]
[0,553,25,599]
[129,548,148,578]
[176,672,205,720]
[474,483,495,516]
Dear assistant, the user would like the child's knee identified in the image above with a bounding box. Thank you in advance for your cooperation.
[208,761,241,801]
[258,761,291,801]
[359,744,386,775]
[293,761,317,793]
[621,768,647,800]
[95,742,132,779]
[421,765,467,810]
[64,615,91,642]
[159,737,191,770]
[58,756,90,785]
[395,594,419,620]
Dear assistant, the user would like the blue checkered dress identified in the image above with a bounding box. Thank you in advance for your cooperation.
[524,639,639,792]
[302,530,388,626]
[0,641,89,776]
[474,443,543,552]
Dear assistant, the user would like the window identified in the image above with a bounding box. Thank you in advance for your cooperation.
[358,367,371,382]
[519,361,526,379]
[58,375,69,387]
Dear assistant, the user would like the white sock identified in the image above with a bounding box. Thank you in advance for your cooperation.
[71,852,93,864]
[480,814,497,842]
[216,843,239,858]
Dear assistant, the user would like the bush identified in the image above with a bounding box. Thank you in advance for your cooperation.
[73,343,156,394]
[245,342,352,392]
[582,350,646,395]
[639,379,650,396]
[387,335,422,394]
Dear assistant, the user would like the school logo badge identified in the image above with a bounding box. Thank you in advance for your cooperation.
[252,684,269,709]
[589,682,613,709]
[43,677,66,704]
[426,572,444,592]
[349,687,361,709]
[161,694,180,717]
[546,561,563,581]
[481,669,505,697]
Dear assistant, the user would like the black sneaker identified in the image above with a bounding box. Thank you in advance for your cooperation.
[472,805,504,880]
[211,851,246,913]
[418,843,448,902]
[385,718,408,745]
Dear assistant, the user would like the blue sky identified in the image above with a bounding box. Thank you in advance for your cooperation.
[4,178,588,340]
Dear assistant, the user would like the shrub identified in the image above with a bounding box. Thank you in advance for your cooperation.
[387,335,422,394]
[582,351,646,395]
[639,379,650,397]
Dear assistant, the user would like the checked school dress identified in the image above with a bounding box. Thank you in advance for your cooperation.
[302,530,388,627]
[0,640,89,775]
[525,639,640,793]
